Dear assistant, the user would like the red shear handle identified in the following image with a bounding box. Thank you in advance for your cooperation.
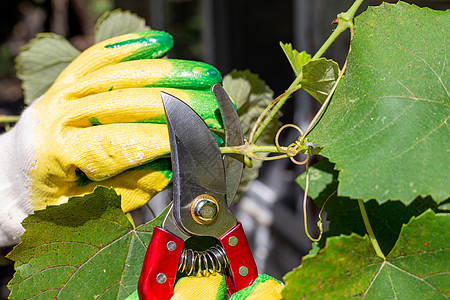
[220,222,258,292]
[138,227,184,300]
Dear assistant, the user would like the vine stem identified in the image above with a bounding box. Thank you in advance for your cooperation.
[313,0,361,59]
[302,0,362,138]
[358,199,386,260]
[0,115,20,132]
[221,144,288,155]
[249,0,364,145]
[221,144,292,161]
[0,115,20,123]
[249,86,300,144]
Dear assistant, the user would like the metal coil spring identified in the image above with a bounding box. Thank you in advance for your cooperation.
[178,245,229,277]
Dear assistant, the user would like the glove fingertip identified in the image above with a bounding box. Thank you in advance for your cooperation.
[152,59,222,90]
[105,30,174,61]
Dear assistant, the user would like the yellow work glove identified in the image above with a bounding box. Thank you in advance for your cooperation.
[172,274,283,300]
[0,30,223,246]
[124,274,283,300]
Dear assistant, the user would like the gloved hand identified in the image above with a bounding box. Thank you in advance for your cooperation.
[0,30,223,247]
[172,274,283,300]
[124,274,284,300]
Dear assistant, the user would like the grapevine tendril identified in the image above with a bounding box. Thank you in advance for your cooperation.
[303,163,337,242]
[275,124,310,165]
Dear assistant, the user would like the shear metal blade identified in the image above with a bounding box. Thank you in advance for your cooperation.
[212,84,244,206]
[162,92,235,237]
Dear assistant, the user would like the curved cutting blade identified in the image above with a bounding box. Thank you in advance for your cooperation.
[212,84,244,206]
[161,92,236,238]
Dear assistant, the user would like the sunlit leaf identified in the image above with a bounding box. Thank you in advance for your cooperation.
[15,33,80,104]
[280,42,339,103]
[308,2,450,204]
[279,42,311,77]
[301,58,340,104]
[7,187,166,299]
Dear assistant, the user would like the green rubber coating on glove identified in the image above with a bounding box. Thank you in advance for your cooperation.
[132,115,167,124]
[185,90,224,129]
[132,158,172,179]
[229,274,283,300]
[131,90,224,129]
[105,31,174,61]
[215,276,228,300]
[88,117,102,126]
[147,59,222,90]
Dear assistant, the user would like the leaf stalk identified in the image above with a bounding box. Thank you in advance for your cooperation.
[1,115,20,132]
[358,199,386,260]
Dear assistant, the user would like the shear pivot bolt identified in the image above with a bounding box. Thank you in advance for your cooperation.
[156,273,167,284]
[191,195,219,225]
[239,266,249,277]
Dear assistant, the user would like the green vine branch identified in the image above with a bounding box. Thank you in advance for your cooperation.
[249,86,301,144]
[0,115,20,132]
[222,144,290,162]
[247,0,363,150]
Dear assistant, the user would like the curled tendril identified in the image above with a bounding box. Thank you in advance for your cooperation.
[274,125,334,242]
[303,171,337,243]
[275,124,309,165]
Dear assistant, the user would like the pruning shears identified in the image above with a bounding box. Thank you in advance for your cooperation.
[138,84,258,299]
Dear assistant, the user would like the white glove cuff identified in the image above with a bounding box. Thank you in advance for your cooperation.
[0,108,36,247]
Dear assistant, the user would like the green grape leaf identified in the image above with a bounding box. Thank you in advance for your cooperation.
[15,10,151,106]
[308,2,450,204]
[95,9,151,43]
[280,42,311,77]
[297,158,441,254]
[15,33,81,105]
[7,187,166,299]
[301,58,340,104]
[282,210,449,299]
[280,42,339,103]
[223,70,281,198]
